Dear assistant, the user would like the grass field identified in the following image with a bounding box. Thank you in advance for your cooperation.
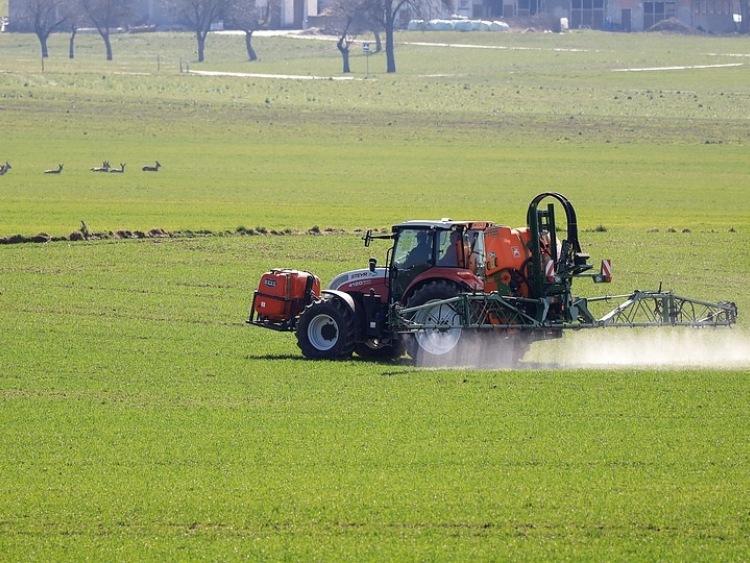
[1,29,749,559]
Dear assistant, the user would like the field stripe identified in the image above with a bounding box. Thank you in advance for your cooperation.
[612,62,743,72]
[189,70,359,80]
[404,41,588,52]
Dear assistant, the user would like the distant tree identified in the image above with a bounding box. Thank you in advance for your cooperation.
[67,4,87,59]
[226,0,273,61]
[366,0,452,73]
[68,23,77,58]
[329,0,380,72]
[336,19,354,73]
[80,0,134,60]
[16,0,72,58]
[168,0,227,62]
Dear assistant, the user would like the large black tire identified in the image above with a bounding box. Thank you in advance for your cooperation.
[296,297,356,360]
[354,338,406,361]
[404,281,464,366]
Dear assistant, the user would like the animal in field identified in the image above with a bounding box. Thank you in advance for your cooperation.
[45,164,64,174]
[90,161,110,172]
[0,162,12,175]
[142,161,161,172]
[109,163,126,173]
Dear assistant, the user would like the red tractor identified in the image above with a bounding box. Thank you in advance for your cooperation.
[248,192,736,365]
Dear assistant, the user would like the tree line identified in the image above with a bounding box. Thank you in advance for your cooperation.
[14,0,452,73]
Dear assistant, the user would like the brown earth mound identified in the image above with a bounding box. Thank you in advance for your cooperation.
[0,226,373,245]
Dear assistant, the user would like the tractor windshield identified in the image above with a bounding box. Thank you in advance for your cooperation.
[393,228,434,269]
[391,228,434,303]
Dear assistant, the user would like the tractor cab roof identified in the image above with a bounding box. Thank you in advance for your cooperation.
[392,220,494,232]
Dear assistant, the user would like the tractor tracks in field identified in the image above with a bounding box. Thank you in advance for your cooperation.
[402,41,590,53]
[612,62,743,72]
[9,304,243,328]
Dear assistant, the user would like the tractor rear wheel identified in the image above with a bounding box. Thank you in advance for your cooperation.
[404,281,464,365]
[296,296,355,360]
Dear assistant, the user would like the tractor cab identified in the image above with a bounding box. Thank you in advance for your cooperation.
[387,220,492,304]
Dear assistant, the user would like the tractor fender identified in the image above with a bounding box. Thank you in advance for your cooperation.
[321,289,357,314]
[401,268,483,304]
[323,289,385,344]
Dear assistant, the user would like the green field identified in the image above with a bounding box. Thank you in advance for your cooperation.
[1,29,749,559]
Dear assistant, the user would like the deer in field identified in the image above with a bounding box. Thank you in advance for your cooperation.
[45,164,64,174]
[0,162,12,175]
[90,161,110,172]
[109,163,126,173]
[142,161,161,172]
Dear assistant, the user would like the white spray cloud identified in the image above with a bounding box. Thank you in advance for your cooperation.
[523,328,750,369]
[408,328,750,370]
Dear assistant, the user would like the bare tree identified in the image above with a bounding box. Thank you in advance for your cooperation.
[381,0,407,73]
[16,0,71,58]
[80,0,134,60]
[168,0,227,63]
[328,1,355,73]
[366,0,452,73]
[226,0,272,61]
[336,19,354,73]
[69,23,77,58]
[329,0,381,73]
[67,4,87,59]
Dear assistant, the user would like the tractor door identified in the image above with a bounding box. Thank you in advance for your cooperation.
[436,227,486,278]
[436,228,464,267]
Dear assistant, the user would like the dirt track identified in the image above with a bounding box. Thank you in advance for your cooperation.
[188,69,359,80]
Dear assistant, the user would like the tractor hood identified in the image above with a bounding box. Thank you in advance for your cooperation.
[328,267,389,292]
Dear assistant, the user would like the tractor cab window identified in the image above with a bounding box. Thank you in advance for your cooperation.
[466,229,486,277]
[393,228,434,270]
[436,228,486,275]
[437,228,468,268]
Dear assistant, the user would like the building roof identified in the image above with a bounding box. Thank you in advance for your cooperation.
[391,220,494,231]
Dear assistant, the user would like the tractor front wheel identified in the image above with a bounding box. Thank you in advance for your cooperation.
[296,296,356,360]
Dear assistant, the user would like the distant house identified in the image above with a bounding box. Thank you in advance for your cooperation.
[6,0,742,33]
[401,0,741,31]
[8,0,319,32]
[464,0,741,31]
